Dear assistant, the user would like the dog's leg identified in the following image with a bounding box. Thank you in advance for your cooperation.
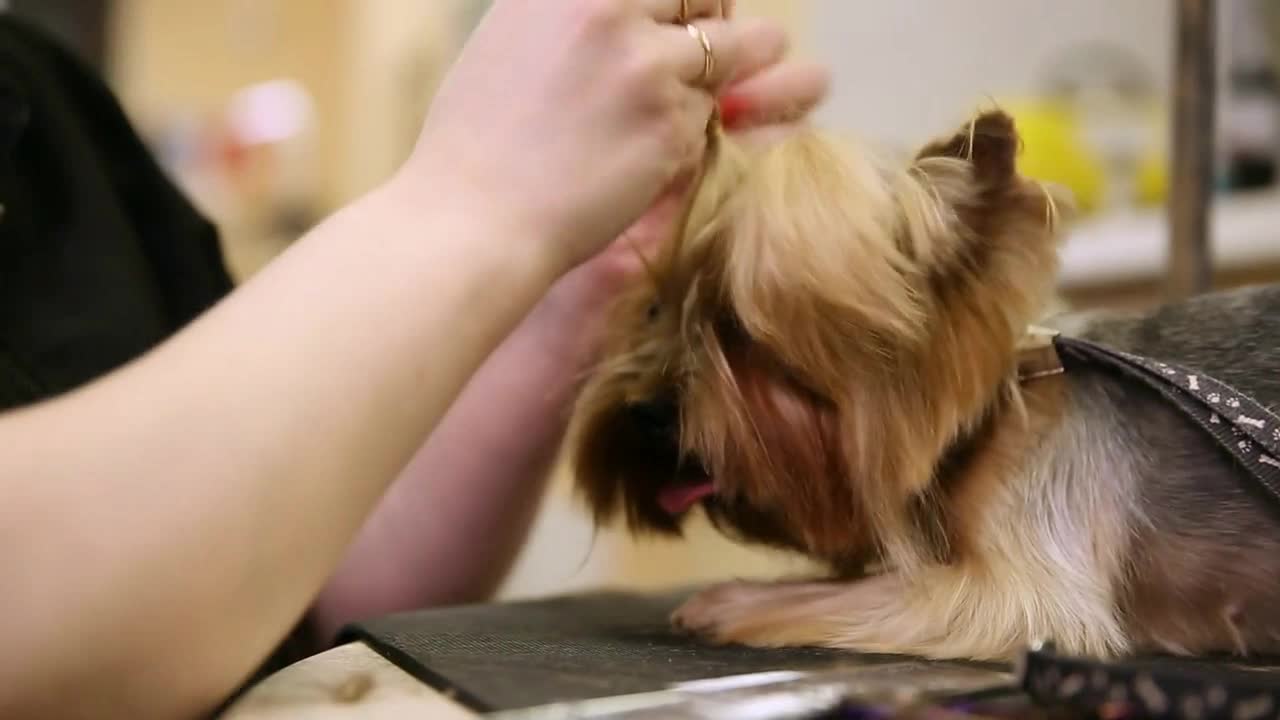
[671,575,919,652]
[672,566,1127,661]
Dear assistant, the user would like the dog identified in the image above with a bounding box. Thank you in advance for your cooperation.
[565,109,1280,662]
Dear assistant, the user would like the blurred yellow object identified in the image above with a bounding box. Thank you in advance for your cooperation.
[1001,100,1106,214]
[1133,107,1170,206]
[998,99,1170,214]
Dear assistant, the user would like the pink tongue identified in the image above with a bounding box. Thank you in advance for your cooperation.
[658,481,716,515]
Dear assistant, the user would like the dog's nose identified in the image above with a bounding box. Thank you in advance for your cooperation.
[627,398,678,437]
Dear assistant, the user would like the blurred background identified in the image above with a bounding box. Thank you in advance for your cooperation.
[17,0,1280,600]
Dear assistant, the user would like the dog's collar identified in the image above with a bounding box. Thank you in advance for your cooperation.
[916,325,1065,560]
[1016,326,1064,383]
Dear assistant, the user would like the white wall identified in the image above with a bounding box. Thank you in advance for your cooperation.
[808,1,1174,147]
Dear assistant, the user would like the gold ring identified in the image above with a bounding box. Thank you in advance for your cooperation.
[678,0,689,22]
[686,23,714,86]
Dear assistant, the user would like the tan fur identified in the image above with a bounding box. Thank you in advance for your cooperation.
[567,110,1280,661]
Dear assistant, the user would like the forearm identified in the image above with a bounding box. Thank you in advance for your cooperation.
[0,181,558,719]
[311,269,609,639]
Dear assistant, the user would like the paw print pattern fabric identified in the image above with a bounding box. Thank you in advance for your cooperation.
[1054,335,1280,513]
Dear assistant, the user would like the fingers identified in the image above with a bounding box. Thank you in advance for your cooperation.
[718,18,789,87]
[664,17,787,89]
[676,87,716,158]
[644,0,725,22]
[719,61,830,129]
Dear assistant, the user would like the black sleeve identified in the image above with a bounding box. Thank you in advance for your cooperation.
[0,14,234,410]
[0,14,316,702]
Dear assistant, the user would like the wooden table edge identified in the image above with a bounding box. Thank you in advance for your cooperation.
[222,641,481,719]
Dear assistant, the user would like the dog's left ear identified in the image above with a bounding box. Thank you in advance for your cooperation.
[915,110,1020,186]
[907,109,1071,249]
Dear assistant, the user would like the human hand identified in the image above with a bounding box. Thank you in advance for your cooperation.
[598,0,831,277]
[567,51,831,296]
[398,0,786,277]
[532,52,831,365]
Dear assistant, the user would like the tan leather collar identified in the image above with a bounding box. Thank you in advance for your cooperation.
[1016,326,1065,383]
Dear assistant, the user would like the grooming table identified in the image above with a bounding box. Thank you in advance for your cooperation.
[224,589,1280,719]
[338,589,1010,712]
[223,589,1014,718]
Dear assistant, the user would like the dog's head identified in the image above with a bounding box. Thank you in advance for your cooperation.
[568,111,1067,571]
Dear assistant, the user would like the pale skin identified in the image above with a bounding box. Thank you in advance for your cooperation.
[0,1,831,717]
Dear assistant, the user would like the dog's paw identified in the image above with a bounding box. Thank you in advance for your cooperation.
[670,580,828,648]
[671,581,762,639]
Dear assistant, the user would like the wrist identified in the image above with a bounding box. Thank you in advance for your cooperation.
[372,167,569,294]
[526,264,629,374]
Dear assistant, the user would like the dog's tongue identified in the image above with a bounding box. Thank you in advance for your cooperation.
[658,481,716,515]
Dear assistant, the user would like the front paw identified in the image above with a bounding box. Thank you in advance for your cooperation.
[670,580,827,648]
[672,581,758,640]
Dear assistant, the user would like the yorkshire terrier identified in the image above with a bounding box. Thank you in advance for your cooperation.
[566,110,1280,662]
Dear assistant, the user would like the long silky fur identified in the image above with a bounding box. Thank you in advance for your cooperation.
[566,110,1280,661]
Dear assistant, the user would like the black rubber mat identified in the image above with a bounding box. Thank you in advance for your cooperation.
[338,589,985,712]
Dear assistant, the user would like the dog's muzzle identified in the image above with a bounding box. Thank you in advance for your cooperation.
[625,397,717,516]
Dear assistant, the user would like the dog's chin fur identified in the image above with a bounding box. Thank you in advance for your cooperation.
[566,110,1280,662]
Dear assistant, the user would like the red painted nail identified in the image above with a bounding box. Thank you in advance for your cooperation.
[717,93,751,128]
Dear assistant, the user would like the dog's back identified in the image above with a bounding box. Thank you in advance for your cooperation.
[1061,283,1280,407]
[1050,283,1280,655]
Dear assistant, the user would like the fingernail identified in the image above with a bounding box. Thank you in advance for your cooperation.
[717,93,751,128]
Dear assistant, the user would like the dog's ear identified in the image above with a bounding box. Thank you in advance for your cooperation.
[902,109,1072,280]
[914,110,1020,188]
[908,110,1074,234]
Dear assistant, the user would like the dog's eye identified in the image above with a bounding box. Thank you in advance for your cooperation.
[647,303,660,321]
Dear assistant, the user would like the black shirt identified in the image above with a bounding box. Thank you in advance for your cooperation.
[0,14,233,411]
[0,14,312,700]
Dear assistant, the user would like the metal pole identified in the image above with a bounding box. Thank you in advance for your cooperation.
[1168,0,1217,299]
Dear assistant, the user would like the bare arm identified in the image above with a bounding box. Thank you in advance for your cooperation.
[309,247,618,639]
[0,2,767,715]
[0,183,559,718]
